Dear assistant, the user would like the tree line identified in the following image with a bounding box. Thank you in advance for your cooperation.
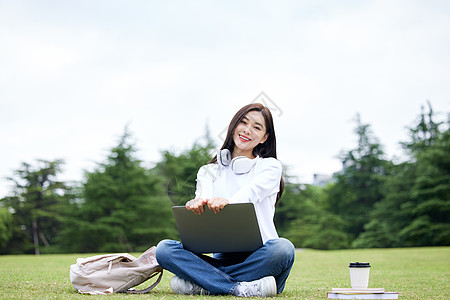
[0,103,448,254]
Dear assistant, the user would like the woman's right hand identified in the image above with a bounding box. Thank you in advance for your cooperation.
[186,198,208,215]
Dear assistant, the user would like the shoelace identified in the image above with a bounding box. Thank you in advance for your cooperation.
[199,288,210,295]
[236,282,260,297]
[190,284,210,295]
[178,278,210,295]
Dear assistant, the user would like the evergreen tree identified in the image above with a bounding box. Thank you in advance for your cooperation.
[58,129,176,253]
[400,116,450,246]
[155,132,216,205]
[325,115,390,239]
[354,103,449,247]
[274,170,306,233]
[0,160,70,254]
[277,182,351,250]
[402,101,441,154]
[0,207,13,250]
[352,161,415,248]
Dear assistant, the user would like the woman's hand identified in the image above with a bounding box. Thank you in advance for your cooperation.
[207,198,229,214]
[186,198,207,215]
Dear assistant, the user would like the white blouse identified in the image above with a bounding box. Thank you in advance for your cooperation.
[194,157,282,243]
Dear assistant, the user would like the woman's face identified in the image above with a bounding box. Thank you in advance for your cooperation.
[232,111,268,158]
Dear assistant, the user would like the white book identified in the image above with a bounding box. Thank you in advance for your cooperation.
[332,288,385,294]
[327,292,399,299]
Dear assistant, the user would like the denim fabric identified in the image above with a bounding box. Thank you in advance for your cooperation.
[155,238,295,295]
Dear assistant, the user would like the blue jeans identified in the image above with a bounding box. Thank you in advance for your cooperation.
[155,238,295,295]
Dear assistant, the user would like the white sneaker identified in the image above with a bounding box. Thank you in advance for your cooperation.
[170,276,210,295]
[233,276,277,297]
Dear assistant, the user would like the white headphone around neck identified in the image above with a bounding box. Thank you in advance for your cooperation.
[217,149,257,174]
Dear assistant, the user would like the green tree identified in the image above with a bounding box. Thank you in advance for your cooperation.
[58,129,176,253]
[325,115,391,240]
[0,207,13,250]
[0,160,70,254]
[354,103,449,247]
[273,171,306,233]
[276,180,351,250]
[155,132,216,205]
[400,117,450,246]
[402,101,442,154]
[352,161,415,248]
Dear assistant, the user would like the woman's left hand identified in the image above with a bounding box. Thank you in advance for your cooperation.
[207,198,229,214]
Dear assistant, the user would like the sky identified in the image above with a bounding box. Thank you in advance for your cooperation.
[1,0,449,198]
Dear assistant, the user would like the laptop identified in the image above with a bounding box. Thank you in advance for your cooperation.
[172,203,263,253]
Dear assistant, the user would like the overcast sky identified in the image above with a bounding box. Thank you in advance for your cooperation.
[1,0,449,198]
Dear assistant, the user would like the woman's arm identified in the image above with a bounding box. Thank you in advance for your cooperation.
[194,164,217,200]
[186,164,217,215]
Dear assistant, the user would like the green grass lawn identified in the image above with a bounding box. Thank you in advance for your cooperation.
[0,247,448,299]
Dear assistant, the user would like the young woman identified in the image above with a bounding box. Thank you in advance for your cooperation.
[156,103,295,297]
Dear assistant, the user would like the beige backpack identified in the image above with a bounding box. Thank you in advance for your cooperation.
[69,246,163,294]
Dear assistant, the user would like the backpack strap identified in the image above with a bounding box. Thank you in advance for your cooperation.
[122,269,163,294]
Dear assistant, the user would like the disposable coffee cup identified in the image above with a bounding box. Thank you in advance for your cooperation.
[349,262,370,289]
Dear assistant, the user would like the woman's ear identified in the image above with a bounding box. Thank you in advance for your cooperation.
[260,133,269,144]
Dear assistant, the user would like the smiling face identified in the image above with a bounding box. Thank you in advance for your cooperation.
[232,111,269,158]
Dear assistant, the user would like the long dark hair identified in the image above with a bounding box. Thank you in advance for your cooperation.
[210,103,284,204]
